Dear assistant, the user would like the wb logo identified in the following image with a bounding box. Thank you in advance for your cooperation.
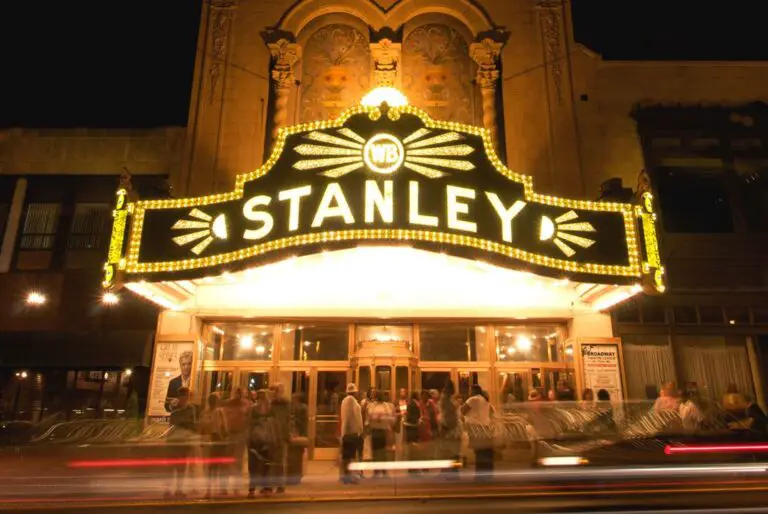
[363,133,404,175]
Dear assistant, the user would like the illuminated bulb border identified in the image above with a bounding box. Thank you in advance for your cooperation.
[119,104,646,278]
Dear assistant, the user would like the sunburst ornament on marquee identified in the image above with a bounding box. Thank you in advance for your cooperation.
[171,208,228,255]
[539,210,596,257]
[292,127,475,179]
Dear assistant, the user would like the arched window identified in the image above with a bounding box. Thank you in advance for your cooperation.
[299,23,371,122]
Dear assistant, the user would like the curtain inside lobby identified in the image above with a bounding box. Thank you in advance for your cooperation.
[622,335,677,400]
[675,335,754,404]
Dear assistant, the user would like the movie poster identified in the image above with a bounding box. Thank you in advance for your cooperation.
[581,343,623,401]
[147,341,195,419]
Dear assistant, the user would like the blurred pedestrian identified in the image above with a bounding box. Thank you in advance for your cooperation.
[269,384,290,494]
[164,387,197,499]
[199,393,229,499]
[403,391,421,473]
[368,390,394,477]
[224,388,251,494]
[340,383,363,485]
[247,389,276,497]
[438,380,461,480]
[287,393,309,485]
[462,384,494,481]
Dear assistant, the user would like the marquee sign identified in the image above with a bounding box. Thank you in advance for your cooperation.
[104,100,664,291]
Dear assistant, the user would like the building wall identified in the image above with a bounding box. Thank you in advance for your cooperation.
[0,127,184,178]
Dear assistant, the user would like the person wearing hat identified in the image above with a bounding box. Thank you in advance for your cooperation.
[340,382,363,484]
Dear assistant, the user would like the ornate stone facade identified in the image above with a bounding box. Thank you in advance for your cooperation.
[402,24,476,124]
[268,39,301,139]
[470,38,503,150]
[300,24,371,122]
[535,0,564,106]
[207,0,237,105]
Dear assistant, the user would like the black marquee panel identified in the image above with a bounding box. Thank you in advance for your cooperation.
[104,102,664,291]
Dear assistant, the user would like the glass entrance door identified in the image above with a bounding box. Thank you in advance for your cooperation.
[238,370,270,397]
[201,369,235,402]
[312,370,347,460]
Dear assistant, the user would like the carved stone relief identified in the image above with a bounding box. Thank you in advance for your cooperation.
[300,24,372,122]
[207,1,236,105]
[402,24,477,124]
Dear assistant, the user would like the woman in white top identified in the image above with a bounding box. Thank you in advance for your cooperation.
[461,384,494,481]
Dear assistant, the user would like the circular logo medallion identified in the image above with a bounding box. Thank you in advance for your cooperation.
[363,133,404,175]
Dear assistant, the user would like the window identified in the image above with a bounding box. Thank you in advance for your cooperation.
[673,306,697,324]
[419,325,485,362]
[203,323,275,361]
[739,169,768,231]
[655,168,734,233]
[20,203,61,250]
[282,324,349,361]
[68,203,110,250]
[495,325,561,363]
[0,204,9,243]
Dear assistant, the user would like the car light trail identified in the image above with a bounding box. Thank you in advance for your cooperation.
[67,457,235,468]
[349,460,459,471]
[665,444,768,455]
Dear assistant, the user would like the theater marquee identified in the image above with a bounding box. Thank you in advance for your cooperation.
[104,101,665,291]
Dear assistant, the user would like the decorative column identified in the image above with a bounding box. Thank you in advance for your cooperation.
[470,38,503,151]
[207,0,237,106]
[370,38,401,89]
[535,0,564,106]
[268,39,301,141]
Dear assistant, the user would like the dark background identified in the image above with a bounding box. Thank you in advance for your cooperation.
[0,1,765,129]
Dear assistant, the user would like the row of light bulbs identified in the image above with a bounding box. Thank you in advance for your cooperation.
[24,290,121,306]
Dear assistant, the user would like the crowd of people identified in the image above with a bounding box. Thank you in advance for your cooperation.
[161,378,768,500]
[164,384,308,499]
[339,380,497,484]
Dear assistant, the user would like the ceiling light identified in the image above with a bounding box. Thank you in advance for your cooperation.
[26,291,46,305]
[516,335,533,351]
[124,369,133,376]
[239,335,254,349]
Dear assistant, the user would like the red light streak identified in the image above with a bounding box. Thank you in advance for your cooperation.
[67,457,235,468]
[665,444,768,455]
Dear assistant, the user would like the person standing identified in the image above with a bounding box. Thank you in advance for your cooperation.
[403,391,421,474]
[247,389,276,497]
[419,389,437,462]
[165,387,197,499]
[287,393,309,485]
[382,390,398,465]
[340,383,363,484]
[462,384,494,481]
[223,388,251,495]
[269,384,291,494]
[199,393,229,499]
[368,391,394,477]
[438,380,461,479]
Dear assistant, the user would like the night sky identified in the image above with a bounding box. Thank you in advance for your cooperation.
[0,1,765,128]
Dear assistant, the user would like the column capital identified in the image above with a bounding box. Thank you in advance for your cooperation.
[370,38,401,88]
[470,38,503,90]
[533,0,563,10]
[268,39,301,90]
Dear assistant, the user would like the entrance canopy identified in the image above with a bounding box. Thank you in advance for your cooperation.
[105,88,664,312]
[124,246,641,318]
